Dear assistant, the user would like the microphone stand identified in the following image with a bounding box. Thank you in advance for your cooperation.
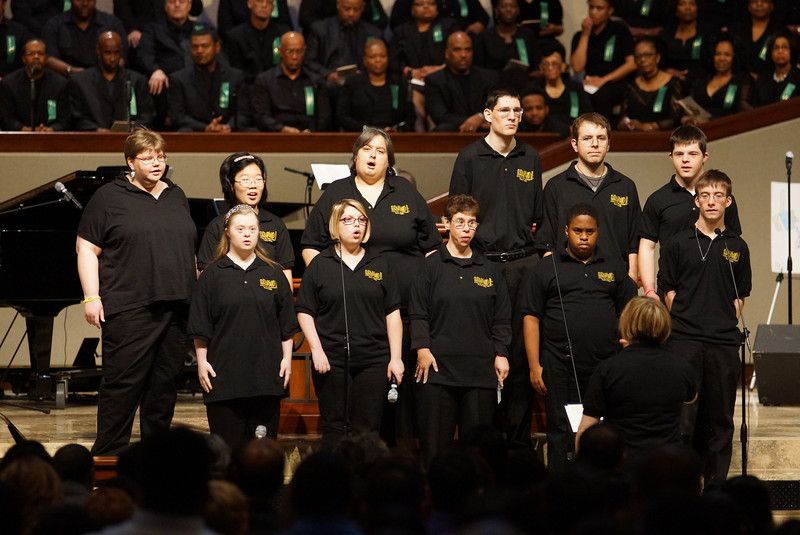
[335,240,352,438]
[29,76,36,131]
[787,156,793,324]
[125,78,132,132]
[284,167,316,219]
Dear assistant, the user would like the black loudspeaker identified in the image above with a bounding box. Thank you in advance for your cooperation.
[753,324,800,406]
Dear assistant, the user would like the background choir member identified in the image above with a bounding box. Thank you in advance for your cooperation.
[223,0,291,83]
[68,31,154,131]
[217,0,292,41]
[296,200,404,450]
[0,39,69,131]
[76,128,197,456]
[660,169,751,487]
[656,0,709,81]
[409,194,511,467]
[518,87,570,137]
[189,204,299,452]
[337,39,413,132]
[113,0,204,48]
[197,152,294,285]
[618,37,683,132]
[576,297,696,462]
[517,0,564,39]
[753,30,800,106]
[0,0,30,78]
[535,41,593,126]
[301,128,441,448]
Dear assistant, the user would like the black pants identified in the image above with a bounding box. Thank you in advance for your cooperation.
[92,302,188,456]
[669,338,740,487]
[417,383,496,468]
[542,350,592,471]
[493,253,539,449]
[312,361,387,450]
[206,395,281,452]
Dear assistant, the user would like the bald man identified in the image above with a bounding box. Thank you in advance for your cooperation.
[424,31,497,132]
[252,31,331,132]
[68,31,154,131]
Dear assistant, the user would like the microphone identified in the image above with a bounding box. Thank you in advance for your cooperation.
[787,151,794,172]
[254,425,267,439]
[387,376,398,403]
[55,182,83,210]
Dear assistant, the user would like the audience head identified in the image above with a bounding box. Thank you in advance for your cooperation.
[576,422,626,470]
[0,440,52,474]
[230,436,285,502]
[521,88,549,129]
[288,451,353,517]
[395,169,417,189]
[138,426,211,515]
[22,39,47,79]
[84,485,137,530]
[446,32,474,74]
[220,152,268,207]
[334,432,390,482]
[428,448,493,513]
[363,39,389,77]
[363,456,426,533]
[165,0,193,25]
[96,31,123,74]
[633,444,702,500]
[279,32,306,73]
[721,475,775,535]
[0,455,64,535]
[337,0,365,26]
[619,297,672,345]
[350,126,396,177]
[191,28,221,69]
[53,444,94,490]
[204,480,249,535]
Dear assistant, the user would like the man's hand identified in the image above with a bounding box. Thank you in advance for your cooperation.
[148,69,168,94]
[459,113,485,133]
[529,362,546,395]
[415,348,438,383]
[205,116,231,133]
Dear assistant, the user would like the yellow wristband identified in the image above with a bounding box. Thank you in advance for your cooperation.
[82,296,101,303]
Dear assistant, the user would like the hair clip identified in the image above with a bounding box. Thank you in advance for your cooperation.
[224,204,254,226]
[233,154,255,163]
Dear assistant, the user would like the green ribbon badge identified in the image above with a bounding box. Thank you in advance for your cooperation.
[6,36,15,64]
[370,0,380,21]
[433,24,443,43]
[569,91,579,118]
[540,2,549,26]
[515,38,529,65]
[781,83,796,101]
[640,0,653,16]
[63,0,71,11]
[722,84,737,110]
[457,0,468,18]
[47,99,57,122]
[272,36,281,65]
[604,35,616,62]
[758,41,768,62]
[691,36,702,60]
[130,90,138,116]
[272,1,279,17]
[220,82,230,109]
[304,86,315,115]
[652,85,668,113]
[390,84,399,109]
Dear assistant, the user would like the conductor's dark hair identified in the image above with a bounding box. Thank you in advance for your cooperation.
[220,152,267,207]
[577,422,625,471]
[670,124,707,153]
[444,194,480,221]
[566,203,599,227]
[289,451,352,517]
[485,87,520,110]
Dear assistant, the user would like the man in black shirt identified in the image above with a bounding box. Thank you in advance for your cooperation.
[0,0,30,78]
[538,112,642,279]
[69,31,154,130]
[660,169,751,488]
[425,31,496,132]
[41,0,128,77]
[449,87,542,449]
[517,87,570,138]
[223,0,290,83]
[168,28,248,132]
[0,39,68,130]
[522,203,636,470]
[252,31,330,132]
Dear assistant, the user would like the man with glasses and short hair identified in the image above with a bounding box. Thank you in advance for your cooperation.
[449,87,542,450]
[537,112,642,281]
[659,169,751,487]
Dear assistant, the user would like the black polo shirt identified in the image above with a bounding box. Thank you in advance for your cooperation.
[188,256,299,403]
[640,175,742,245]
[77,177,197,316]
[538,161,642,267]
[520,246,637,372]
[301,175,442,309]
[659,227,751,345]
[251,66,330,132]
[449,137,543,253]
[582,342,695,459]
[570,20,634,78]
[41,10,128,69]
[295,247,400,366]
[408,245,511,388]
[197,209,295,271]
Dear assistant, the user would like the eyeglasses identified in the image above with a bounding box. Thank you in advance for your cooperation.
[135,155,167,164]
[494,107,524,117]
[578,135,609,145]
[452,219,479,230]
[235,177,265,187]
[697,192,727,202]
[340,216,368,226]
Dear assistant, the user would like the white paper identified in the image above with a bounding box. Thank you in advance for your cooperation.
[310,164,351,190]
[565,403,584,433]
[770,181,800,273]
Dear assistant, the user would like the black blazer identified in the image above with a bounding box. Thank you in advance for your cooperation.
[389,17,460,75]
[424,66,497,131]
[305,17,383,79]
[167,62,250,131]
[337,73,413,131]
[69,66,155,130]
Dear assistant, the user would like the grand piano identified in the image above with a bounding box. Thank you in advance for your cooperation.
[0,168,220,398]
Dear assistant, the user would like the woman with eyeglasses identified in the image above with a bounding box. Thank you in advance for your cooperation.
[754,30,800,107]
[76,127,197,456]
[296,199,404,450]
[189,204,298,451]
[301,127,441,449]
[408,194,511,467]
[197,152,294,286]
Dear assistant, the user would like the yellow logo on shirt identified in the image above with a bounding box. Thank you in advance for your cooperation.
[597,272,615,282]
[391,204,410,215]
[260,279,278,290]
[517,169,535,182]
[723,248,740,263]
[365,270,383,281]
[610,194,629,207]
[474,276,494,288]
[260,230,277,243]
